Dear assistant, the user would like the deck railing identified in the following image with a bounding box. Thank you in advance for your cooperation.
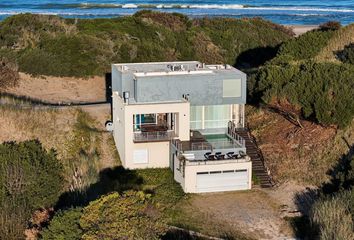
[190,142,212,151]
[227,121,246,147]
[208,139,241,150]
[133,130,176,142]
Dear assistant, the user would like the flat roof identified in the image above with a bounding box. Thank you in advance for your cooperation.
[113,61,245,76]
[134,70,213,77]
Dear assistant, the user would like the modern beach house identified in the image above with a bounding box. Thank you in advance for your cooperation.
[111,61,252,193]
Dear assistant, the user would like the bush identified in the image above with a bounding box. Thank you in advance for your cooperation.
[0,140,64,240]
[40,208,83,240]
[254,62,354,128]
[18,34,112,77]
[80,191,167,240]
[0,58,19,90]
[270,29,335,63]
[319,21,342,31]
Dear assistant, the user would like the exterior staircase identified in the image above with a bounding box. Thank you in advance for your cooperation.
[235,128,274,188]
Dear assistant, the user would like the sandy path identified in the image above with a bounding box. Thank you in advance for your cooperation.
[6,73,106,103]
[288,25,319,36]
[190,190,293,239]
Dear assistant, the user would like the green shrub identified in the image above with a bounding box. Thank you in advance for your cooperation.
[80,191,167,240]
[271,29,335,63]
[0,140,64,211]
[0,140,64,240]
[254,62,354,127]
[19,34,112,77]
[40,208,83,240]
[0,13,75,49]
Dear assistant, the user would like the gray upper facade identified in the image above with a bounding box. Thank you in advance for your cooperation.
[112,61,247,106]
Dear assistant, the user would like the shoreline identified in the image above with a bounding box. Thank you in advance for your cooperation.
[286,24,319,36]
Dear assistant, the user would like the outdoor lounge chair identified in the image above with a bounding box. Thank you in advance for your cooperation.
[226,152,235,159]
[204,152,212,159]
[207,155,216,160]
[216,154,225,160]
[239,151,246,157]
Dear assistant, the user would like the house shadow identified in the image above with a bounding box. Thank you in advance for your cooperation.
[105,72,113,119]
[234,45,280,69]
[54,166,206,239]
[56,166,143,209]
[291,141,354,239]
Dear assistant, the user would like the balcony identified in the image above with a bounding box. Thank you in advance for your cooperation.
[133,112,177,142]
[133,129,176,142]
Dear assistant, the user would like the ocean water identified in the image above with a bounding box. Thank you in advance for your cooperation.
[0,0,354,25]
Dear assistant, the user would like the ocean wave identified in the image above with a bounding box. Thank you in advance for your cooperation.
[250,6,354,13]
[32,3,354,13]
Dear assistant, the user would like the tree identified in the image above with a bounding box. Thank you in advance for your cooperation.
[40,208,83,240]
[0,140,64,240]
[80,191,167,240]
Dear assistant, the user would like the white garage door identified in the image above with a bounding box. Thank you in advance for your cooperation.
[196,169,249,193]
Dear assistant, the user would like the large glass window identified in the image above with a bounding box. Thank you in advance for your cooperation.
[133,114,157,131]
[190,105,233,129]
[190,106,203,129]
[204,105,231,128]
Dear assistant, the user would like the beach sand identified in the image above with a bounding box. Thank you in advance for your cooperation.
[287,25,319,36]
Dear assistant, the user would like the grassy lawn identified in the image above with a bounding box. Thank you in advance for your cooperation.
[132,168,255,239]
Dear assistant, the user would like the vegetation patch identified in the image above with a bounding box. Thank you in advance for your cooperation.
[0,12,291,77]
[0,140,64,240]
[250,24,354,129]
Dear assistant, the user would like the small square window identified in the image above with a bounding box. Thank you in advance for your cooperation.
[223,79,242,98]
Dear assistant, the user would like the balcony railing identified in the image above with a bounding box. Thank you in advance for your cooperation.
[133,130,176,142]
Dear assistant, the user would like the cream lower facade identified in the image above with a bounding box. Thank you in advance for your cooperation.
[113,91,190,169]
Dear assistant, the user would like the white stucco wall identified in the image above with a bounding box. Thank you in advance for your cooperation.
[113,91,190,169]
[174,157,252,193]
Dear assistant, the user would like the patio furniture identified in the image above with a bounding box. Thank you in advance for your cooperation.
[204,152,212,159]
[226,152,235,159]
[239,150,246,157]
[216,154,225,160]
[207,154,216,160]
[141,125,168,132]
[231,154,240,159]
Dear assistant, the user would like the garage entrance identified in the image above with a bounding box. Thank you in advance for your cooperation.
[196,169,249,193]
